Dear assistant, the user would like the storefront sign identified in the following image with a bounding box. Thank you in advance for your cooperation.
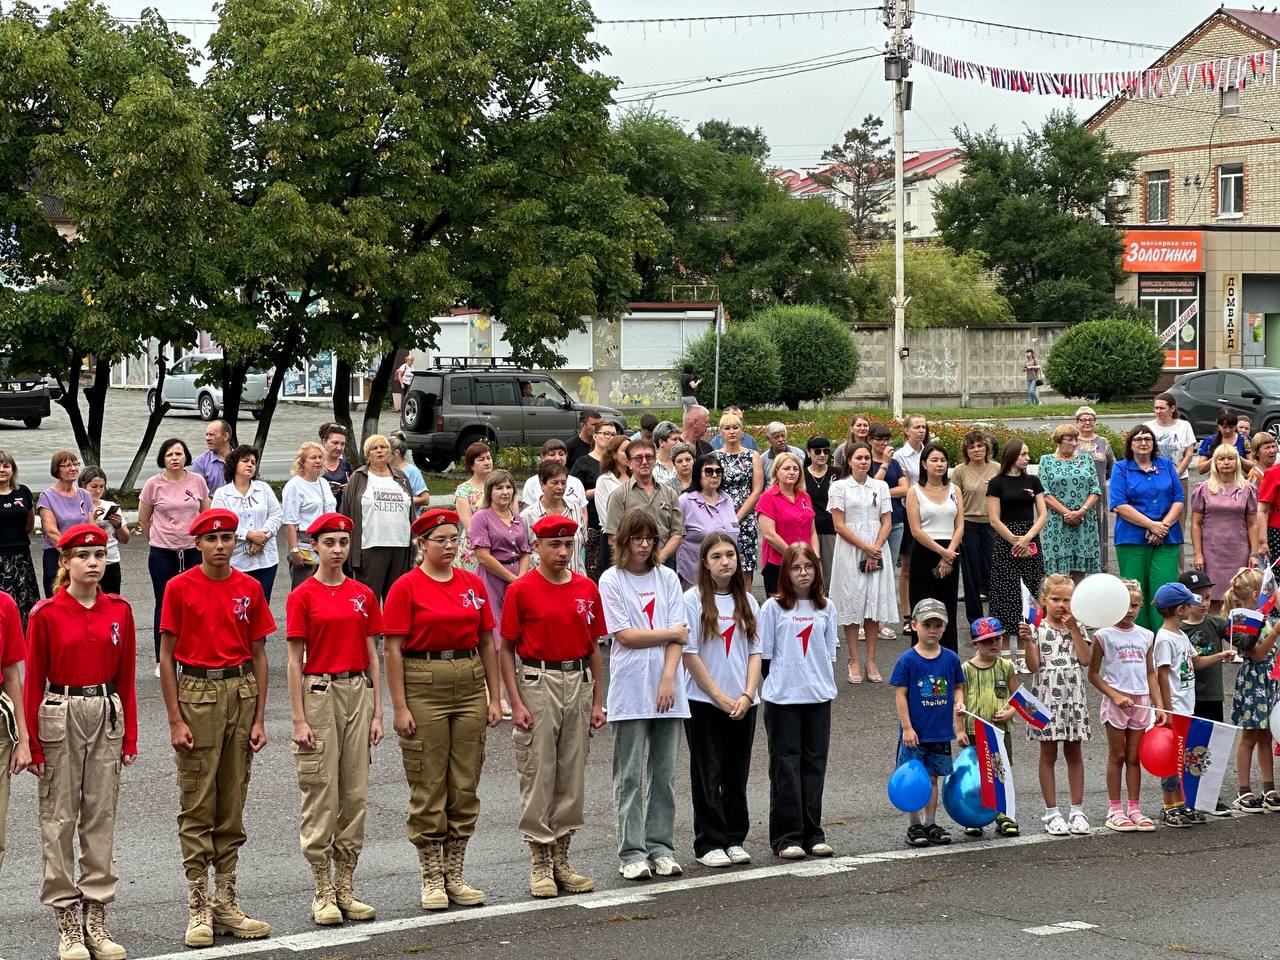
[1223,274,1239,352]
[1122,230,1203,273]
[1137,272,1201,370]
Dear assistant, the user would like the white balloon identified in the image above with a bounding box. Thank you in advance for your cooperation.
[1271,699,1280,741]
[1070,573,1132,628]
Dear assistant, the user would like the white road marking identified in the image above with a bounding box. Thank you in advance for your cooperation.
[1024,921,1099,936]
[136,830,1111,960]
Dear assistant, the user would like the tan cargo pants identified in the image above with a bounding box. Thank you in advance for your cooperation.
[36,692,125,908]
[512,665,593,845]
[0,730,11,875]
[293,675,373,866]
[397,656,487,847]
[174,673,257,882]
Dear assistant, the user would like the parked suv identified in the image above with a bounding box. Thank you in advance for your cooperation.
[146,353,272,421]
[0,352,52,428]
[1166,366,1280,438]
[399,358,627,470]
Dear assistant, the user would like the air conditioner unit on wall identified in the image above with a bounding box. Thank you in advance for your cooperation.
[1109,180,1130,197]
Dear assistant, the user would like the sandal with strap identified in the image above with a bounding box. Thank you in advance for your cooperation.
[1128,809,1155,831]
[995,816,1020,837]
[1105,812,1137,833]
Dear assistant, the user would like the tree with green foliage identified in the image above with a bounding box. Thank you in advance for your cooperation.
[813,114,892,242]
[749,305,859,410]
[677,324,781,410]
[1043,316,1163,401]
[695,119,770,165]
[934,110,1138,326]
[856,242,1014,329]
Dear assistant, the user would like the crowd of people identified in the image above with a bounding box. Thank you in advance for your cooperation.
[1,395,1279,959]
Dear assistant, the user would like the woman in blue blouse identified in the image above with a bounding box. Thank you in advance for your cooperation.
[1109,424,1185,630]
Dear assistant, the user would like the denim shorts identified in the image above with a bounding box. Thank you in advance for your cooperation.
[897,740,953,778]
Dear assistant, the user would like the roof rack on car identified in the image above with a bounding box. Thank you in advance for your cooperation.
[430,356,525,370]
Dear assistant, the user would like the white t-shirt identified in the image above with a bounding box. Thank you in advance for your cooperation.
[1094,623,1154,695]
[211,480,284,572]
[1145,418,1196,477]
[520,474,587,513]
[90,499,121,565]
[361,474,411,549]
[894,443,923,488]
[682,588,762,705]
[1153,627,1196,714]
[282,475,337,533]
[600,565,691,721]
[596,472,623,531]
[759,597,839,705]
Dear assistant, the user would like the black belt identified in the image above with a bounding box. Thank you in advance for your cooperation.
[522,658,588,672]
[177,662,252,680]
[305,670,365,680]
[47,682,117,697]
[403,648,478,661]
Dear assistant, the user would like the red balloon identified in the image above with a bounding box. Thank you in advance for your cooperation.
[1139,724,1180,778]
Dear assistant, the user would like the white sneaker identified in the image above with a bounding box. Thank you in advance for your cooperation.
[778,845,806,859]
[1043,813,1070,836]
[725,845,752,864]
[696,849,732,868]
[808,842,834,857]
[1068,811,1091,835]
[619,860,651,880]
[153,664,160,678]
[651,855,682,877]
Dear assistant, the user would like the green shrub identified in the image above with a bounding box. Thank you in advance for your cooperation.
[749,304,860,409]
[1043,317,1164,402]
[676,323,782,410]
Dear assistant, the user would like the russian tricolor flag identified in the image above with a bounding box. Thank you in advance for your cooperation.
[1170,713,1237,812]
[1230,608,1264,646]
[973,716,1016,821]
[1007,687,1054,730]
[1021,583,1043,628]
[1259,564,1277,616]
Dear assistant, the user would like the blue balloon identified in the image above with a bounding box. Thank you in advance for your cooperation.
[887,758,933,812]
[942,745,998,828]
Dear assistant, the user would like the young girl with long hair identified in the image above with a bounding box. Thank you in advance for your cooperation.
[1224,567,1280,812]
[682,533,762,868]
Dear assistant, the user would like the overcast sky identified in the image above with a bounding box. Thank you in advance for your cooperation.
[107,0,1235,167]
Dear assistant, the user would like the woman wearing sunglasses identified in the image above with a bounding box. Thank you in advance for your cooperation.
[678,456,740,591]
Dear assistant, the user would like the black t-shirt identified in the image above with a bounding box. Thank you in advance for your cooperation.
[565,435,593,469]
[986,473,1044,525]
[680,373,697,398]
[570,454,603,529]
[1184,614,1227,702]
[323,458,352,500]
[0,485,34,553]
[806,468,835,535]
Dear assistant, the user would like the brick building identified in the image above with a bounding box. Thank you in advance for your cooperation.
[1087,7,1280,373]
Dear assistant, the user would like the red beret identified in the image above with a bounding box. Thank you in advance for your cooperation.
[57,523,109,551]
[307,512,353,536]
[411,509,460,538]
[532,515,578,539]
[189,508,240,538]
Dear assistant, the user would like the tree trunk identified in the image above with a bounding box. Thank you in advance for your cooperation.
[55,358,93,465]
[121,349,172,492]
[82,356,111,466]
[218,359,250,445]
[361,348,398,452]
[252,324,301,457]
[331,352,358,464]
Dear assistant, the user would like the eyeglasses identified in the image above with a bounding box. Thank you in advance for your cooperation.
[1131,436,1153,443]
[789,564,816,574]
[702,467,723,475]
[1076,416,1096,423]
[630,454,655,462]
[425,535,462,546]
[629,535,655,544]
[811,449,829,455]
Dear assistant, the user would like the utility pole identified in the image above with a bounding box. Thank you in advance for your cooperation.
[883,0,912,420]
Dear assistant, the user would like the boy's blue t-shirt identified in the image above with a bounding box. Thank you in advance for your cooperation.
[890,646,966,743]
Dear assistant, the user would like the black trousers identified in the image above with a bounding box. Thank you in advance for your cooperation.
[908,537,960,651]
[685,701,757,857]
[765,700,831,852]
[762,562,781,595]
[148,546,200,661]
[100,562,121,596]
[959,521,993,624]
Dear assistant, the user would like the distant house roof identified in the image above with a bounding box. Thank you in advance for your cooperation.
[773,147,963,198]
[1223,7,1280,43]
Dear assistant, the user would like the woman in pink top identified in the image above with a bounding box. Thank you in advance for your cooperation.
[138,438,210,666]
[756,451,819,596]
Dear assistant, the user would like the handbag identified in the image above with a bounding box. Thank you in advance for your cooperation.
[1035,378,1045,387]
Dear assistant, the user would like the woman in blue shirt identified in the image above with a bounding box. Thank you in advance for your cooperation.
[1109,424,1185,630]
[1195,406,1254,476]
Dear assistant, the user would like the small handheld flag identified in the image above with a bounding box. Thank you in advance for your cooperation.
[972,715,1016,822]
[1229,608,1265,646]
[1021,582,1043,628]
[1259,564,1277,615]
[1007,687,1054,730]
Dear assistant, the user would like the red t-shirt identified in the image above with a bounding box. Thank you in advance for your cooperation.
[382,567,495,653]
[160,566,276,668]
[0,590,23,669]
[1260,464,1280,528]
[286,576,382,675]
[23,589,138,764]
[500,569,606,661]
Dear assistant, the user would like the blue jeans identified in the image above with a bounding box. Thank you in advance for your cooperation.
[148,546,201,661]
[612,718,681,865]
[1027,380,1040,405]
[887,522,905,567]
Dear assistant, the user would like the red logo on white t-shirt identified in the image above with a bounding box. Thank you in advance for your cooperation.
[797,623,814,656]
[722,623,736,657]
[641,596,656,629]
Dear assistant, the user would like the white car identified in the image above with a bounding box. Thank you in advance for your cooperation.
[146,354,272,421]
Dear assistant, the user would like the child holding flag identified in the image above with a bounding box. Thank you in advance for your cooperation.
[960,617,1020,837]
[1017,574,1090,836]
[1224,568,1280,813]
[1089,579,1160,832]
[891,598,968,847]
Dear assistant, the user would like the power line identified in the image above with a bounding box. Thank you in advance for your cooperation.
[620,47,877,92]
[615,52,881,104]
[596,6,880,27]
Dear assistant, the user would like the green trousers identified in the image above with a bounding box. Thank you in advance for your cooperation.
[1114,543,1182,631]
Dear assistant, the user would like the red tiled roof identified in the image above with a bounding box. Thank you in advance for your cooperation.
[1224,7,1280,43]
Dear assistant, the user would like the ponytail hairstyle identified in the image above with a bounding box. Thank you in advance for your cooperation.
[695,533,756,650]
[52,562,71,594]
[1224,567,1264,611]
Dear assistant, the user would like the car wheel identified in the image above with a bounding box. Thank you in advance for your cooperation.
[455,431,492,462]
[249,410,261,420]
[1267,419,1280,441]
[402,394,424,431]
[147,390,158,414]
[198,393,219,421]
[22,416,40,429]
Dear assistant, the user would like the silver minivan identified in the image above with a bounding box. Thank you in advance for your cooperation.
[146,353,272,421]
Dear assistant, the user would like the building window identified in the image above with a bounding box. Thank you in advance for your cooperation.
[1146,171,1169,223]
[1218,163,1244,216]
[1221,87,1240,116]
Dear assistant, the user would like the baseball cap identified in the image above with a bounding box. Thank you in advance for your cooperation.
[970,616,1005,643]
[1178,569,1214,592]
[1153,581,1201,610]
[911,598,948,624]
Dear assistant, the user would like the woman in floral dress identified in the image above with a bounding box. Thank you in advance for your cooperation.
[1038,424,1101,581]
[1073,407,1115,569]
[453,441,492,571]
[714,412,763,586]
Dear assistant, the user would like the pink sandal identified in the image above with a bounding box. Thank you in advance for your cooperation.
[1128,809,1155,831]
